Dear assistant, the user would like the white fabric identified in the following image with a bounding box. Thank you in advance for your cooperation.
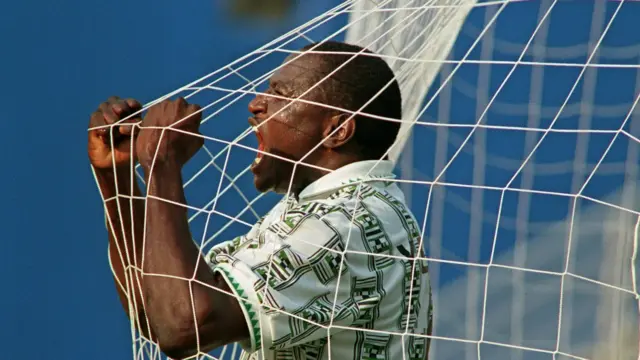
[207,160,432,360]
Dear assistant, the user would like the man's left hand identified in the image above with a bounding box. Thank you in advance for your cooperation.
[136,98,204,171]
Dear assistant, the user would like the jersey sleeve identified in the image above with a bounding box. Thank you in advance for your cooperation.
[208,209,385,354]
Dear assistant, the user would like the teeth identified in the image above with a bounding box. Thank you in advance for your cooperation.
[254,156,262,165]
[252,126,259,133]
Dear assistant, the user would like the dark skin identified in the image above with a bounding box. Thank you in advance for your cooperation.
[88,54,360,359]
[248,54,361,195]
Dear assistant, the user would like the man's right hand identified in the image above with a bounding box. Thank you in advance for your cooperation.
[88,96,143,169]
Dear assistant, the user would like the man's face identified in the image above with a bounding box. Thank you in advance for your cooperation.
[248,54,329,194]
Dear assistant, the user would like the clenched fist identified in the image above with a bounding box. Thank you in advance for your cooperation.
[88,96,143,169]
[136,98,204,170]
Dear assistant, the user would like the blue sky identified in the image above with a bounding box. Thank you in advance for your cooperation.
[2,1,639,359]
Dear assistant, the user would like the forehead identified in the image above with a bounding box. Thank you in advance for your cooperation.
[269,54,326,90]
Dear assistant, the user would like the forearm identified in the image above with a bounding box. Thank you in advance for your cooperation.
[96,168,150,335]
[141,163,219,348]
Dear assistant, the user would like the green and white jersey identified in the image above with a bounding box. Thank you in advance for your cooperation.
[207,160,432,360]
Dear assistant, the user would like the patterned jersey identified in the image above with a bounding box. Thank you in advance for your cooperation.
[207,160,432,360]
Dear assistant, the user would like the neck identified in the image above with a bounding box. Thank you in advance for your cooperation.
[292,152,363,197]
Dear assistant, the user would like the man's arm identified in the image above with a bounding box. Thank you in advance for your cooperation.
[95,167,153,338]
[132,98,249,359]
[139,163,248,358]
[90,97,249,358]
[89,97,154,338]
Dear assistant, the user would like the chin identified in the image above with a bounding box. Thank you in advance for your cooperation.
[251,154,297,194]
[253,175,272,193]
[254,175,294,195]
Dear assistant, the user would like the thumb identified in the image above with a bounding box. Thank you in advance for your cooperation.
[119,124,134,136]
[118,117,141,136]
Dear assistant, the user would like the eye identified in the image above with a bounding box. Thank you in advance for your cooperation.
[274,87,288,97]
[264,87,282,98]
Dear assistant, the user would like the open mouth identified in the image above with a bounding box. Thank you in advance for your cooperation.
[253,126,265,166]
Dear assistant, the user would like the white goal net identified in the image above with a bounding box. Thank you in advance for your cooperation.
[94,0,640,359]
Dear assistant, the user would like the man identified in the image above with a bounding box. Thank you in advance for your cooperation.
[88,41,432,360]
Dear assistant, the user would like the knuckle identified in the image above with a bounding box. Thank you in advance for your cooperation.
[116,98,128,108]
[89,112,104,126]
[126,98,141,108]
[190,113,202,125]
[148,102,161,113]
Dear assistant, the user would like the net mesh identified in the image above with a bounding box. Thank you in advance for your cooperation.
[93,0,640,359]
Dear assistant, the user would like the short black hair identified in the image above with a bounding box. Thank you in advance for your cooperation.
[301,41,402,160]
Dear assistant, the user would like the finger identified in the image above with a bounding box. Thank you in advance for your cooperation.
[112,98,142,135]
[90,107,117,140]
[186,103,202,117]
[141,101,161,125]
[172,103,202,131]
[175,97,187,108]
[90,98,128,143]
[125,98,142,112]
[106,96,125,119]
[100,102,137,144]
[99,102,120,124]
[89,112,113,144]
[187,103,202,112]
[112,98,137,118]
[89,110,105,127]
[186,103,203,126]
[111,102,125,117]
[119,123,138,136]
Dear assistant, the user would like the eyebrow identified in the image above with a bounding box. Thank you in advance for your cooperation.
[270,80,293,96]
[269,80,283,89]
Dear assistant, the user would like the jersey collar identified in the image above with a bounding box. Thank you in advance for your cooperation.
[298,160,396,201]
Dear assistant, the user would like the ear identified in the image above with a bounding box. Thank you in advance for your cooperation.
[322,113,356,149]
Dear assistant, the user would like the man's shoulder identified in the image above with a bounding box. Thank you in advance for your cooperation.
[286,183,373,223]
[291,181,415,232]
[243,181,415,248]
[310,181,410,215]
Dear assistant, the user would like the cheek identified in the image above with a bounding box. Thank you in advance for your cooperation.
[263,102,324,155]
[265,121,308,153]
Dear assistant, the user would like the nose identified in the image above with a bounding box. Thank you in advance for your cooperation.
[248,93,267,116]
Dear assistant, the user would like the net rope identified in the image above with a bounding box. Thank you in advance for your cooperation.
[92,0,640,359]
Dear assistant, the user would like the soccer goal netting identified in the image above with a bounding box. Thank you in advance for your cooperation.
[94,0,640,359]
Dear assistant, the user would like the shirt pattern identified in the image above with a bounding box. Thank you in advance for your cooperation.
[206,161,432,360]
